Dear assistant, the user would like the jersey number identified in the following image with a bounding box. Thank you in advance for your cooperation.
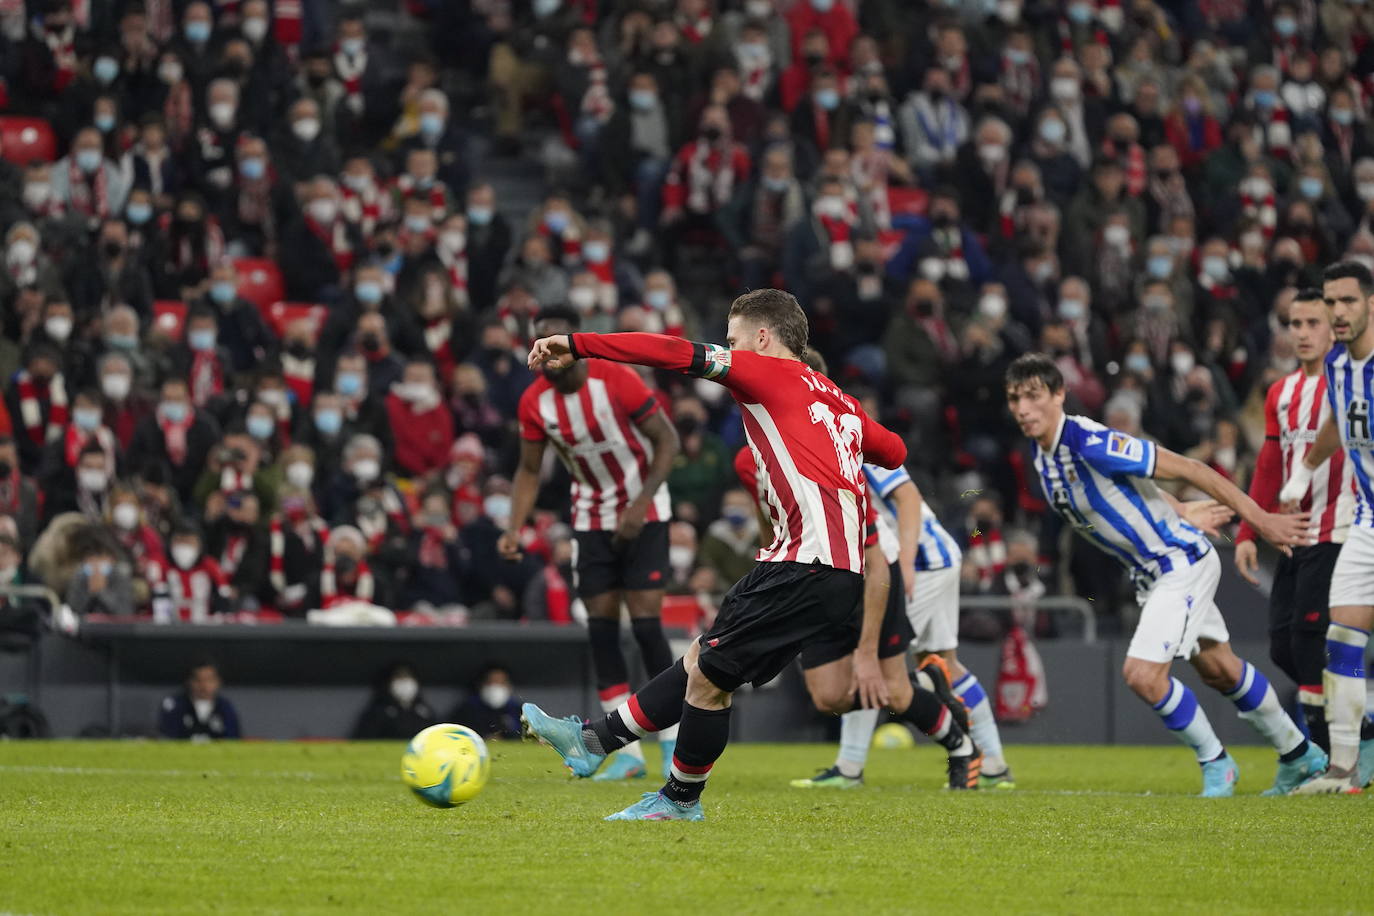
[1052,487,1093,532]
[1347,398,1371,442]
[809,402,863,485]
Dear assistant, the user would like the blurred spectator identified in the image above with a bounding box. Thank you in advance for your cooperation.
[450,664,522,740]
[128,377,220,503]
[387,358,453,479]
[64,538,134,616]
[158,660,241,740]
[352,661,437,739]
[695,489,759,591]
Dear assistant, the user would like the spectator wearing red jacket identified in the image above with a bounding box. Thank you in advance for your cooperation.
[786,0,858,72]
[385,358,454,480]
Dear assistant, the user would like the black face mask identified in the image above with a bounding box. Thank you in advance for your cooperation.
[1155,169,1173,182]
[804,51,824,68]
[857,261,879,276]
[1011,561,1032,578]
[913,300,935,318]
[701,125,722,143]
[306,71,327,88]
[1016,187,1035,206]
[286,341,310,360]
[931,212,953,229]
[676,417,701,438]
[102,240,124,259]
[0,461,13,478]
[360,333,381,353]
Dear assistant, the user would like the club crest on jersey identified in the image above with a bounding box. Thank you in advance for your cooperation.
[1106,432,1143,461]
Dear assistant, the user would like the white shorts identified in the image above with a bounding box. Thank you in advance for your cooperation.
[1126,548,1230,663]
[1330,524,1374,609]
[906,565,960,653]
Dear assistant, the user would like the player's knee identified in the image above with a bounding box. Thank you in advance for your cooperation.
[685,665,730,709]
[811,690,851,716]
[1121,659,1167,701]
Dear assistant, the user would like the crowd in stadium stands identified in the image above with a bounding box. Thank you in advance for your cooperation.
[0,0,1370,634]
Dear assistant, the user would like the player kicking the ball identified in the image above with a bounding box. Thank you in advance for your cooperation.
[501,305,681,781]
[520,289,979,819]
[1006,353,1325,796]
[1281,262,1374,794]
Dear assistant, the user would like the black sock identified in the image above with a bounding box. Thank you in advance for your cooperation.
[1279,738,1311,764]
[1362,716,1374,742]
[1301,702,1330,755]
[587,617,628,697]
[894,682,970,754]
[661,702,731,805]
[631,616,674,677]
[589,658,688,753]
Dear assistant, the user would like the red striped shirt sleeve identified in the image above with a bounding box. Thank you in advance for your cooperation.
[1236,380,1284,543]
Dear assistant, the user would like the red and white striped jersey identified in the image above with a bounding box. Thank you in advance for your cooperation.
[1240,368,1354,545]
[571,332,906,573]
[165,559,230,622]
[518,360,672,532]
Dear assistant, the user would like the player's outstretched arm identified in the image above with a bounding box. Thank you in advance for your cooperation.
[499,438,546,560]
[1153,448,1312,554]
[1278,415,1340,505]
[887,479,922,598]
[860,410,907,470]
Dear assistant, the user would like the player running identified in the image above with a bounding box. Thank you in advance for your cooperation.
[520,289,979,820]
[1234,288,1354,767]
[1005,353,1325,796]
[501,305,681,781]
[1281,262,1374,794]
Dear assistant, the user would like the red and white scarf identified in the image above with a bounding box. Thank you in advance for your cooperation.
[534,220,582,265]
[392,174,448,222]
[677,11,712,43]
[63,422,116,469]
[320,541,375,608]
[282,353,316,406]
[737,45,772,102]
[164,80,194,149]
[218,533,248,578]
[999,52,1040,116]
[66,155,109,219]
[334,46,368,105]
[36,22,77,92]
[1254,104,1292,159]
[437,240,468,295]
[307,217,355,274]
[968,525,1006,593]
[920,228,969,282]
[423,318,456,382]
[269,514,327,600]
[341,181,387,237]
[190,349,223,407]
[1105,139,1146,196]
[685,141,738,214]
[1241,190,1278,238]
[158,406,194,465]
[167,558,228,622]
[815,197,856,270]
[16,371,67,445]
[417,524,451,568]
[580,58,614,124]
[1057,15,1110,54]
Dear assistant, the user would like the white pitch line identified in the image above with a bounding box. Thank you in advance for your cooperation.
[0,764,335,780]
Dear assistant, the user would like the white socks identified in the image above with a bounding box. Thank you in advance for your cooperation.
[954,671,1007,773]
[835,708,880,777]
[1152,677,1224,763]
[1223,660,1305,757]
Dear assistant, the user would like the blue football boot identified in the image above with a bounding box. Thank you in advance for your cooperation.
[520,702,606,777]
[591,752,647,782]
[1262,743,1328,796]
[1200,753,1239,797]
[604,791,705,821]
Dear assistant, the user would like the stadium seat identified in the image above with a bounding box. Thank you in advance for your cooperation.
[262,301,326,341]
[0,116,57,165]
[151,300,189,342]
[660,596,706,634]
[233,258,285,309]
[886,185,928,218]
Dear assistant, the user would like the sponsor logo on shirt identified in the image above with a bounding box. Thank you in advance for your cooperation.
[1107,432,1143,461]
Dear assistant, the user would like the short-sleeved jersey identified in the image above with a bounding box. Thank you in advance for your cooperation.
[573,332,906,574]
[862,463,961,571]
[1267,368,1354,542]
[1031,414,1210,589]
[1325,344,1374,529]
[517,360,671,532]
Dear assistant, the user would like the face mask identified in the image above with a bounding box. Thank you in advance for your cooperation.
[239,15,268,41]
[355,281,383,305]
[390,677,419,705]
[747,0,772,16]
[483,494,512,524]
[815,88,840,110]
[7,238,36,265]
[645,289,671,309]
[94,113,116,133]
[94,56,119,84]
[314,408,343,436]
[188,328,216,352]
[1125,353,1151,374]
[1333,107,1354,126]
[76,149,102,174]
[1171,352,1197,376]
[1050,77,1079,101]
[583,240,611,263]
[1144,293,1171,311]
[74,406,101,432]
[160,401,189,424]
[1059,297,1086,321]
[1298,176,1323,200]
[159,61,183,84]
[1274,16,1296,36]
[102,373,131,400]
[185,20,211,42]
[107,333,138,350]
[532,0,561,16]
[292,118,321,142]
[568,286,597,312]
[127,202,152,225]
[203,281,237,308]
[629,89,657,111]
[78,468,108,492]
[341,36,365,56]
[336,372,363,397]
[1202,255,1229,280]
[1039,119,1066,144]
[353,458,380,483]
[82,560,113,578]
[479,683,512,708]
[544,210,571,234]
[209,102,236,128]
[438,230,465,254]
[307,199,337,224]
[23,182,50,209]
[419,112,444,138]
[467,206,493,226]
[1103,224,1130,247]
[285,461,314,490]
[1253,89,1276,109]
[1147,255,1173,279]
[172,543,199,569]
[113,502,140,531]
[763,175,790,192]
[44,315,72,341]
[405,215,431,234]
[1067,1,1092,23]
[668,545,695,569]
[239,157,265,180]
[1358,181,1374,203]
[978,143,1006,164]
[978,294,1007,320]
[247,415,274,440]
[810,0,834,11]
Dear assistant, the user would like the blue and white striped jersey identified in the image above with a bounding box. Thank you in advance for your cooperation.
[862,463,962,572]
[1031,415,1210,589]
[1324,344,1374,529]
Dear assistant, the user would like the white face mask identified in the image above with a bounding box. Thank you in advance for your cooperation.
[480,683,512,708]
[209,102,237,128]
[22,183,50,209]
[978,295,1007,320]
[102,373,132,401]
[78,468,108,492]
[242,16,268,41]
[1171,352,1196,376]
[292,117,321,142]
[390,676,419,705]
[307,198,338,224]
[172,543,200,570]
[352,458,380,483]
[669,544,696,571]
[6,238,36,265]
[440,230,465,252]
[1051,76,1079,101]
[1103,224,1130,247]
[44,316,72,342]
[568,286,597,312]
[285,461,314,490]
[113,502,140,531]
[978,143,1006,164]
[1358,181,1374,202]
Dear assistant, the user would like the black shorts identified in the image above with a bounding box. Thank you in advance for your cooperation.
[1269,542,1343,635]
[572,521,669,598]
[696,560,863,693]
[800,561,914,669]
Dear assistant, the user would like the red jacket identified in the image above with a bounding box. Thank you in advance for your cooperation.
[385,394,455,478]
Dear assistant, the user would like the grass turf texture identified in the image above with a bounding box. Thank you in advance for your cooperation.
[1,742,1369,915]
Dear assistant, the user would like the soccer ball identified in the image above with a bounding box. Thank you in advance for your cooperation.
[401,724,491,808]
[872,722,916,750]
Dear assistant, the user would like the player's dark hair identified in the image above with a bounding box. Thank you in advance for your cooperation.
[1322,260,1374,296]
[1295,286,1324,303]
[1005,352,1065,394]
[729,288,809,357]
[535,305,582,330]
[800,346,828,374]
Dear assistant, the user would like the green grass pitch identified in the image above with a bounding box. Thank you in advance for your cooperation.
[2,740,1370,915]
